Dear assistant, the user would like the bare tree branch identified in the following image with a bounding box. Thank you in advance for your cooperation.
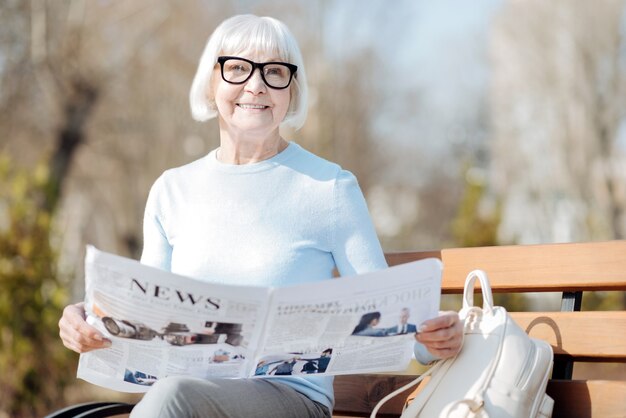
[30,0,60,113]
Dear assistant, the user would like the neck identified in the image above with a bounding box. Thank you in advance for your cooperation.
[217,128,287,165]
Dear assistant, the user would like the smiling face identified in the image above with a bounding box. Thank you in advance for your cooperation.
[211,51,291,139]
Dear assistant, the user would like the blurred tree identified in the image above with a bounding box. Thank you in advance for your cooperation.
[582,291,626,311]
[488,0,626,313]
[489,0,626,244]
[0,0,207,297]
[447,164,529,312]
[303,47,384,190]
[0,155,72,417]
[451,166,501,248]
[0,1,202,414]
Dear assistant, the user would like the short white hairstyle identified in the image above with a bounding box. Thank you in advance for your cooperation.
[189,14,308,130]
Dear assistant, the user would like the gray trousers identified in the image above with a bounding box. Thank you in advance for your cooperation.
[129,376,331,418]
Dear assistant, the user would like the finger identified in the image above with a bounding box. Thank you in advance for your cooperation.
[61,303,102,338]
[60,322,111,352]
[63,331,111,352]
[422,333,462,350]
[59,321,110,352]
[417,331,460,348]
[61,303,88,328]
[420,334,463,357]
[416,315,463,359]
[59,304,111,353]
[418,311,458,333]
[416,324,458,343]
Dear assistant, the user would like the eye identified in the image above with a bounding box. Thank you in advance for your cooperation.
[264,65,287,77]
[228,64,248,73]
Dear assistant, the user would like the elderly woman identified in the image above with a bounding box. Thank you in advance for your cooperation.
[58,14,463,418]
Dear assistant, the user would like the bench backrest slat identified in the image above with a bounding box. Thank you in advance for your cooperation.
[442,241,626,292]
[386,241,626,292]
[511,311,626,361]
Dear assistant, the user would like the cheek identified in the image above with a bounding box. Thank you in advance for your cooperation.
[273,91,291,116]
[214,84,238,109]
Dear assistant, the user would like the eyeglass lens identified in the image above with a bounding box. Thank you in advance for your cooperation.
[220,58,293,89]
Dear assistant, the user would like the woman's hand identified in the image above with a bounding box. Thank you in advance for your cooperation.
[59,302,111,353]
[415,311,463,359]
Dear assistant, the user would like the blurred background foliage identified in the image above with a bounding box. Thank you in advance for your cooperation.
[1,0,626,415]
[0,156,72,417]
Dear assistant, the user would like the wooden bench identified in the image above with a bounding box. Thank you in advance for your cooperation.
[47,240,626,418]
[332,240,626,418]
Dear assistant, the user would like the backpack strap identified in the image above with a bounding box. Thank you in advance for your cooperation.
[369,360,443,418]
[463,270,494,311]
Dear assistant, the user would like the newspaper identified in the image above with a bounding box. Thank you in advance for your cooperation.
[77,246,441,393]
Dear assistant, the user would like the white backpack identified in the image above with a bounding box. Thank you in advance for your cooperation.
[372,270,555,418]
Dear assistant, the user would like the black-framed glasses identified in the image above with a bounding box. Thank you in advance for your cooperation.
[217,56,297,90]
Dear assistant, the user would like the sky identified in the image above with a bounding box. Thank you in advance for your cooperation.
[323,0,504,156]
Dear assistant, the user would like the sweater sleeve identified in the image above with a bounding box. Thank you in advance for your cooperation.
[331,170,387,276]
[331,170,437,364]
[140,175,172,271]
[414,341,439,365]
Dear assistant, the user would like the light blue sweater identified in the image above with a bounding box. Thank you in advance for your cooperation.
[140,142,430,410]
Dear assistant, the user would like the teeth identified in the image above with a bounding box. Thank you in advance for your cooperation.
[238,104,267,109]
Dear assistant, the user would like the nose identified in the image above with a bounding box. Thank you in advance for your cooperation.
[244,68,267,94]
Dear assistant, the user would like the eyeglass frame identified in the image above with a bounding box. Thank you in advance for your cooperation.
[216,56,298,90]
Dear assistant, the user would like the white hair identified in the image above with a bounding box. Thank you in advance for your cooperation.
[189,14,308,130]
